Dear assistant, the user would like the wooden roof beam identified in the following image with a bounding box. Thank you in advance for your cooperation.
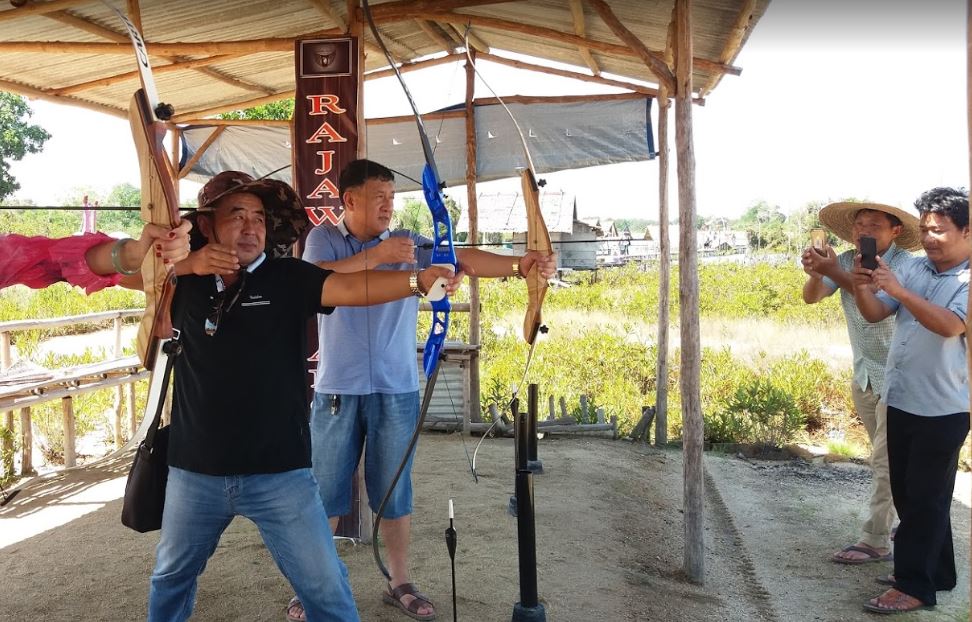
[478,52,657,97]
[43,9,274,96]
[0,77,125,118]
[362,0,517,22]
[0,36,339,55]
[416,19,455,54]
[377,12,739,80]
[0,0,89,23]
[446,23,488,54]
[586,0,674,91]
[568,0,600,76]
[177,126,226,178]
[364,51,463,80]
[170,90,296,123]
[52,54,242,96]
[700,0,756,97]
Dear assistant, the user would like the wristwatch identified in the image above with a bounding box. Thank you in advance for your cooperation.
[409,270,425,297]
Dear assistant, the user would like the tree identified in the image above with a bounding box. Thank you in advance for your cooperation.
[217,100,294,121]
[0,92,50,201]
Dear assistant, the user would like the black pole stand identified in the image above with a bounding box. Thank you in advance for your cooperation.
[511,384,546,622]
[507,397,520,517]
[445,499,458,622]
[525,384,543,474]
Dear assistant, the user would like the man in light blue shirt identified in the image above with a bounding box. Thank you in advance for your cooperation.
[802,201,919,564]
[288,159,556,622]
[853,187,969,614]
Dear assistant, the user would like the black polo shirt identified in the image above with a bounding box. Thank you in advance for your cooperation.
[168,257,333,475]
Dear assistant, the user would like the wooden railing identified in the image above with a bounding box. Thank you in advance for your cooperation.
[0,309,147,477]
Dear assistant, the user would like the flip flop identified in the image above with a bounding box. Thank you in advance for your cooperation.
[832,544,893,565]
[383,582,437,621]
[863,589,933,614]
[285,596,305,622]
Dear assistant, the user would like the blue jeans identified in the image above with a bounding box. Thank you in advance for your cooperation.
[310,391,419,519]
[148,467,359,622]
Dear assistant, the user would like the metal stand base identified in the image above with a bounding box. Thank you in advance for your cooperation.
[512,602,547,622]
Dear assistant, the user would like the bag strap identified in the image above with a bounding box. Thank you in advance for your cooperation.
[141,286,186,451]
[141,349,175,451]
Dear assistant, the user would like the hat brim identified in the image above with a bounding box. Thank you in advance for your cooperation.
[185,179,309,259]
[818,202,921,251]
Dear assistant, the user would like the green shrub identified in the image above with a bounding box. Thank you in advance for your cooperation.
[708,375,805,447]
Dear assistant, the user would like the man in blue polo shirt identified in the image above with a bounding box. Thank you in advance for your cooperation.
[288,159,556,622]
[851,187,969,615]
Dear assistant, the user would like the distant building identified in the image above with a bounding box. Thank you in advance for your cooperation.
[456,189,599,270]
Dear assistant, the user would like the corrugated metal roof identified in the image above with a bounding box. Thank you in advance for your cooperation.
[0,0,770,120]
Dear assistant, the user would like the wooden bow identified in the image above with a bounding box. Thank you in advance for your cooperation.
[104,2,180,370]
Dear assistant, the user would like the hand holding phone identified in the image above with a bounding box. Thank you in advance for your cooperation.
[859,236,878,270]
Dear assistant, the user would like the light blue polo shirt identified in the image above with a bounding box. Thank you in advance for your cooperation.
[303,222,433,395]
[877,256,969,416]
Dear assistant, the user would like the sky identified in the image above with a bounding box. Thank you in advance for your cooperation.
[6,0,969,223]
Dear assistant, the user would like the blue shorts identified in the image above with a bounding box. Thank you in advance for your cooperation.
[310,391,419,519]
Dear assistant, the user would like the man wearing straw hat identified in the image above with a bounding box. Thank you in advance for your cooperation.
[147,171,459,622]
[801,200,920,565]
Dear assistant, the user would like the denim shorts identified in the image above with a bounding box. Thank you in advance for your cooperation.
[310,391,420,519]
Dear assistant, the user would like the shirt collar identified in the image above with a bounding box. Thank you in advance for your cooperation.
[336,219,389,244]
[920,256,969,276]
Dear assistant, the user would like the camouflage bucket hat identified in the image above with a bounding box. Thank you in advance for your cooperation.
[188,170,309,259]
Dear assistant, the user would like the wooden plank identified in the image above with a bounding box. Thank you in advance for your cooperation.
[19,407,33,476]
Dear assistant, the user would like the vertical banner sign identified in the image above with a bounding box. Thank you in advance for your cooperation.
[294,37,359,226]
[295,36,362,540]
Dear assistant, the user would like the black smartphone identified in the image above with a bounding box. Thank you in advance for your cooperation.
[859,236,878,270]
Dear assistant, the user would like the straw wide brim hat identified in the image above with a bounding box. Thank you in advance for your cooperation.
[818,202,921,251]
[186,170,308,259]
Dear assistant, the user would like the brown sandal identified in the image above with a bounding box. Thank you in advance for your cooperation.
[382,582,437,621]
[863,588,933,614]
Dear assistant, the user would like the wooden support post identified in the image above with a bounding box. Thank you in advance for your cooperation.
[19,407,33,476]
[675,0,704,584]
[61,397,76,468]
[464,49,483,430]
[1,411,13,477]
[128,381,138,437]
[610,415,618,440]
[558,396,568,419]
[113,317,124,446]
[655,85,671,446]
[596,406,605,425]
[579,394,589,422]
[547,395,556,421]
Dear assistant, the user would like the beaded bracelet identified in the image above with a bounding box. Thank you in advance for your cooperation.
[110,238,140,275]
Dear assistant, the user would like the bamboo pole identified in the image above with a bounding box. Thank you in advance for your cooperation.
[568,0,601,76]
[1,412,12,478]
[0,79,126,118]
[53,54,243,96]
[675,0,704,584]
[465,50,483,429]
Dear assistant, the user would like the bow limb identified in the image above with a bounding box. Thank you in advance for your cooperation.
[461,35,553,348]
[363,0,461,582]
[105,1,180,370]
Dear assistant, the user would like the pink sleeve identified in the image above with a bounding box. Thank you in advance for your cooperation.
[0,233,123,294]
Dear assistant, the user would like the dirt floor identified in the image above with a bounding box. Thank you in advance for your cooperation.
[0,434,968,621]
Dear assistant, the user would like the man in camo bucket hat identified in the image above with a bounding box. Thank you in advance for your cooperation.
[188,170,309,259]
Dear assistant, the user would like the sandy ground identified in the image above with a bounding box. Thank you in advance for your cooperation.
[0,434,968,621]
